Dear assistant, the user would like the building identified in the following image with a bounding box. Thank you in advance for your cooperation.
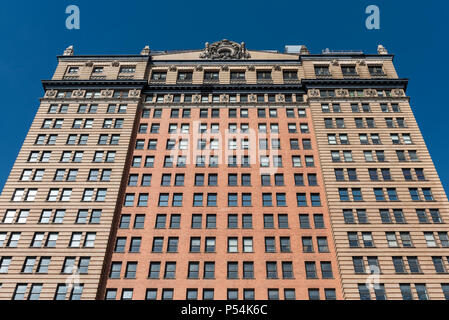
[0,40,449,300]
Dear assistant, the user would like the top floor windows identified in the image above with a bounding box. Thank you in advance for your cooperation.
[151,71,167,81]
[230,71,245,80]
[368,65,385,76]
[283,71,298,81]
[315,65,330,77]
[204,71,219,81]
[67,67,79,74]
[92,66,104,74]
[341,65,357,76]
[178,71,193,81]
[257,71,272,81]
[119,66,136,73]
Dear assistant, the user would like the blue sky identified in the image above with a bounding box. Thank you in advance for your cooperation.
[0,0,448,193]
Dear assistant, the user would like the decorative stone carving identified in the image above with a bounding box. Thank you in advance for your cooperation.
[357,59,366,66]
[331,59,339,66]
[308,89,320,98]
[45,90,57,98]
[221,65,229,71]
[276,94,285,102]
[220,94,229,102]
[101,89,113,98]
[85,61,93,67]
[169,65,177,72]
[335,88,349,97]
[112,60,120,67]
[192,94,201,103]
[273,65,281,71]
[129,89,141,98]
[364,89,378,97]
[141,45,150,55]
[164,94,174,103]
[248,94,257,102]
[391,89,405,97]
[72,89,85,98]
[63,45,74,56]
[377,44,388,55]
[299,45,310,55]
[195,65,203,71]
[247,65,255,71]
[200,39,251,60]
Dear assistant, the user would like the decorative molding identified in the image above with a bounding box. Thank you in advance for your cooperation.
[377,44,388,55]
[357,59,366,66]
[331,59,339,66]
[72,89,85,98]
[221,65,229,71]
[299,45,310,55]
[164,94,174,103]
[85,61,93,67]
[45,90,57,98]
[364,88,378,97]
[112,60,120,67]
[391,88,405,97]
[195,65,203,72]
[276,94,285,102]
[220,94,229,102]
[169,65,177,72]
[141,45,150,55]
[63,45,74,56]
[335,88,349,97]
[248,94,257,102]
[129,89,141,98]
[200,39,251,60]
[101,89,113,98]
[247,65,255,71]
[308,89,320,97]
[192,94,201,102]
[273,65,281,71]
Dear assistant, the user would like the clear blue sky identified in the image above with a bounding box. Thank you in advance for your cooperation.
[0,0,448,193]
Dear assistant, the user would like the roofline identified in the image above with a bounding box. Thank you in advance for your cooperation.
[57,55,150,61]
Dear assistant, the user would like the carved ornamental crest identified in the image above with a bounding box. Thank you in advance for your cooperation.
[200,39,251,60]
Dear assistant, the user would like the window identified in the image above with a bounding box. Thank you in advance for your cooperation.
[302,237,315,255]
[266,262,278,279]
[164,262,176,279]
[321,262,333,279]
[315,65,330,76]
[204,262,215,279]
[191,215,202,229]
[342,65,357,76]
[257,70,272,80]
[231,71,245,80]
[358,284,371,300]
[148,262,161,279]
[305,262,317,279]
[177,71,193,81]
[348,232,359,247]
[400,284,413,300]
[152,72,166,81]
[188,262,199,279]
[13,284,28,300]
[296,193,307,207]
[204,71,219,81]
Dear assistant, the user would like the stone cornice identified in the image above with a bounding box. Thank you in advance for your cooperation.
[302,78,408,90]
[57,55,150,62]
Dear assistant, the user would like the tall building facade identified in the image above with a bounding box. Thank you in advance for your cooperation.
[1,40,449,300]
